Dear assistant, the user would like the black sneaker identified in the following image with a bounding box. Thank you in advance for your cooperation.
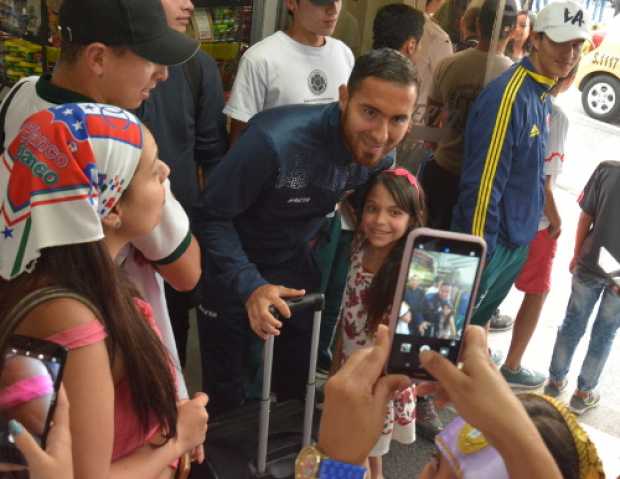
[489,309,515,332]
[416,396,443,441]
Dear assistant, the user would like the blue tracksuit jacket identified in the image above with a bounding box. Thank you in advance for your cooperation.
[194,102,393,303]
[452,57,555,255]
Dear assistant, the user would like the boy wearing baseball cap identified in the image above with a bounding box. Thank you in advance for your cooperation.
[0,0,202,400]
[452,1,590,339]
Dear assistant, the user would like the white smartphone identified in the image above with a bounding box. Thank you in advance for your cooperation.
[386,228,486,380]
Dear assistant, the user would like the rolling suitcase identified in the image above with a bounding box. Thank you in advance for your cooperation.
[203,293,325,479]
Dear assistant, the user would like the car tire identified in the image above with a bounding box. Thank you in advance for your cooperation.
[581,74,620,123]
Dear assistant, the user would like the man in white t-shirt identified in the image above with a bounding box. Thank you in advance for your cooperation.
[224,0,354,144]
[498,68,575,390]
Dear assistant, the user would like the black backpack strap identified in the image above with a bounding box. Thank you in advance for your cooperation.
[0,80,28,156]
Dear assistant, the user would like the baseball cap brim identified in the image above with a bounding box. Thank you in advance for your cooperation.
[543,25,591,43]
[131,29,200,66]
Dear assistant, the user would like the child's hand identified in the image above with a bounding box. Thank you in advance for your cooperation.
[0,387,73,479]
[318,325,410,465]
[174,393,209,457]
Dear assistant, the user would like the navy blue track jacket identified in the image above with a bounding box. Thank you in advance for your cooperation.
[194,102,393,303]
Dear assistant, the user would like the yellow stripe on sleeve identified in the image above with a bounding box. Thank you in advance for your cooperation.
[472,67,527,237]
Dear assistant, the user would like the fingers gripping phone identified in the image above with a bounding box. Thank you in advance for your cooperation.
[386,228,486,380]
[0,336,68,466]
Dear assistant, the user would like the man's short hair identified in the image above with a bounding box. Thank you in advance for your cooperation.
[348,48,418,96]
[479,0,518,41]
[463,6,481,35]
[372,4,426,50]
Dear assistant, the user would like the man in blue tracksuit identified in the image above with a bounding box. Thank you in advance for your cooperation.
[452,0,589,331]
[194,49,418,414]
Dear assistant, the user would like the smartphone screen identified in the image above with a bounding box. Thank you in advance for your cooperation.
[387,230,485,380]
[0,336,67,466]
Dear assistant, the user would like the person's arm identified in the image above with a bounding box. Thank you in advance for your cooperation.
[544,175,562,239]
[570,165,600,272]
[570,211,593,273]
[192,125,303,339]
[193,53,229,178]
[222,52,266,147]
[228,119,247,146]
[15,300,116,479]
[110,393,208,479]
[131,180,201,292]
[154,235,201,292]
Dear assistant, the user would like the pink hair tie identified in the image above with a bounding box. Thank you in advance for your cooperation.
[385,167,419,188]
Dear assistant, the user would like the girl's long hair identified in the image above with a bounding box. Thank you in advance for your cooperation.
[0,241,178,439]
[363,171,427,333]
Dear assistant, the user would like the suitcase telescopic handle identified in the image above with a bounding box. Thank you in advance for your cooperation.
[269,293,326,318]
[257,293,325,475]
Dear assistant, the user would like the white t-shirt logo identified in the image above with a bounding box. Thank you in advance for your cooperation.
[308,69,328,96]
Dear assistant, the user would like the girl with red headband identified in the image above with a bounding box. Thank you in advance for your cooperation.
[330,167,427,479]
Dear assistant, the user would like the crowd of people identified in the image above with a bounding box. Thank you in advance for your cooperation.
[0,0,617,477]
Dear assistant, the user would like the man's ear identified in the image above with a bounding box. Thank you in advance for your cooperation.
[83,43,107,77]
[338,84,349,112]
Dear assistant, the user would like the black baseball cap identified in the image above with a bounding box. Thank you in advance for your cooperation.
[59,0,199,66]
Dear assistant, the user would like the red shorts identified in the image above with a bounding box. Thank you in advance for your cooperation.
[515,228,558,294]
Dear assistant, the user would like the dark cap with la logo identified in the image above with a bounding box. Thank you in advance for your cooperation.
[59,0,199,66]
[533,0,592,43]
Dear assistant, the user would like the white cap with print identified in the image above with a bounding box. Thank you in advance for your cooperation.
[533,0,591,43]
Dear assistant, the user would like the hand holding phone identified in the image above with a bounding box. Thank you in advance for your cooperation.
[386,228,486,380]
[0,386,73,479]
[0,336,67,466]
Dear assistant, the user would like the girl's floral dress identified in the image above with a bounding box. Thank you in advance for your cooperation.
[338,246,416,457]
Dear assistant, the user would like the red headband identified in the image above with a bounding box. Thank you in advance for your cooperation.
[384,167,420,192]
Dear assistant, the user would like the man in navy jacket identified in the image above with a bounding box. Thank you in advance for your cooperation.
[194,49,419,413]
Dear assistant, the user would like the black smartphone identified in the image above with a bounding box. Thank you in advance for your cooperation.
[0,335,68,466]
[386,228,486,380]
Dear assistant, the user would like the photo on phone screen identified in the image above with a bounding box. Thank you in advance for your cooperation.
[0,336,67,466]
[387,228,486,380]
